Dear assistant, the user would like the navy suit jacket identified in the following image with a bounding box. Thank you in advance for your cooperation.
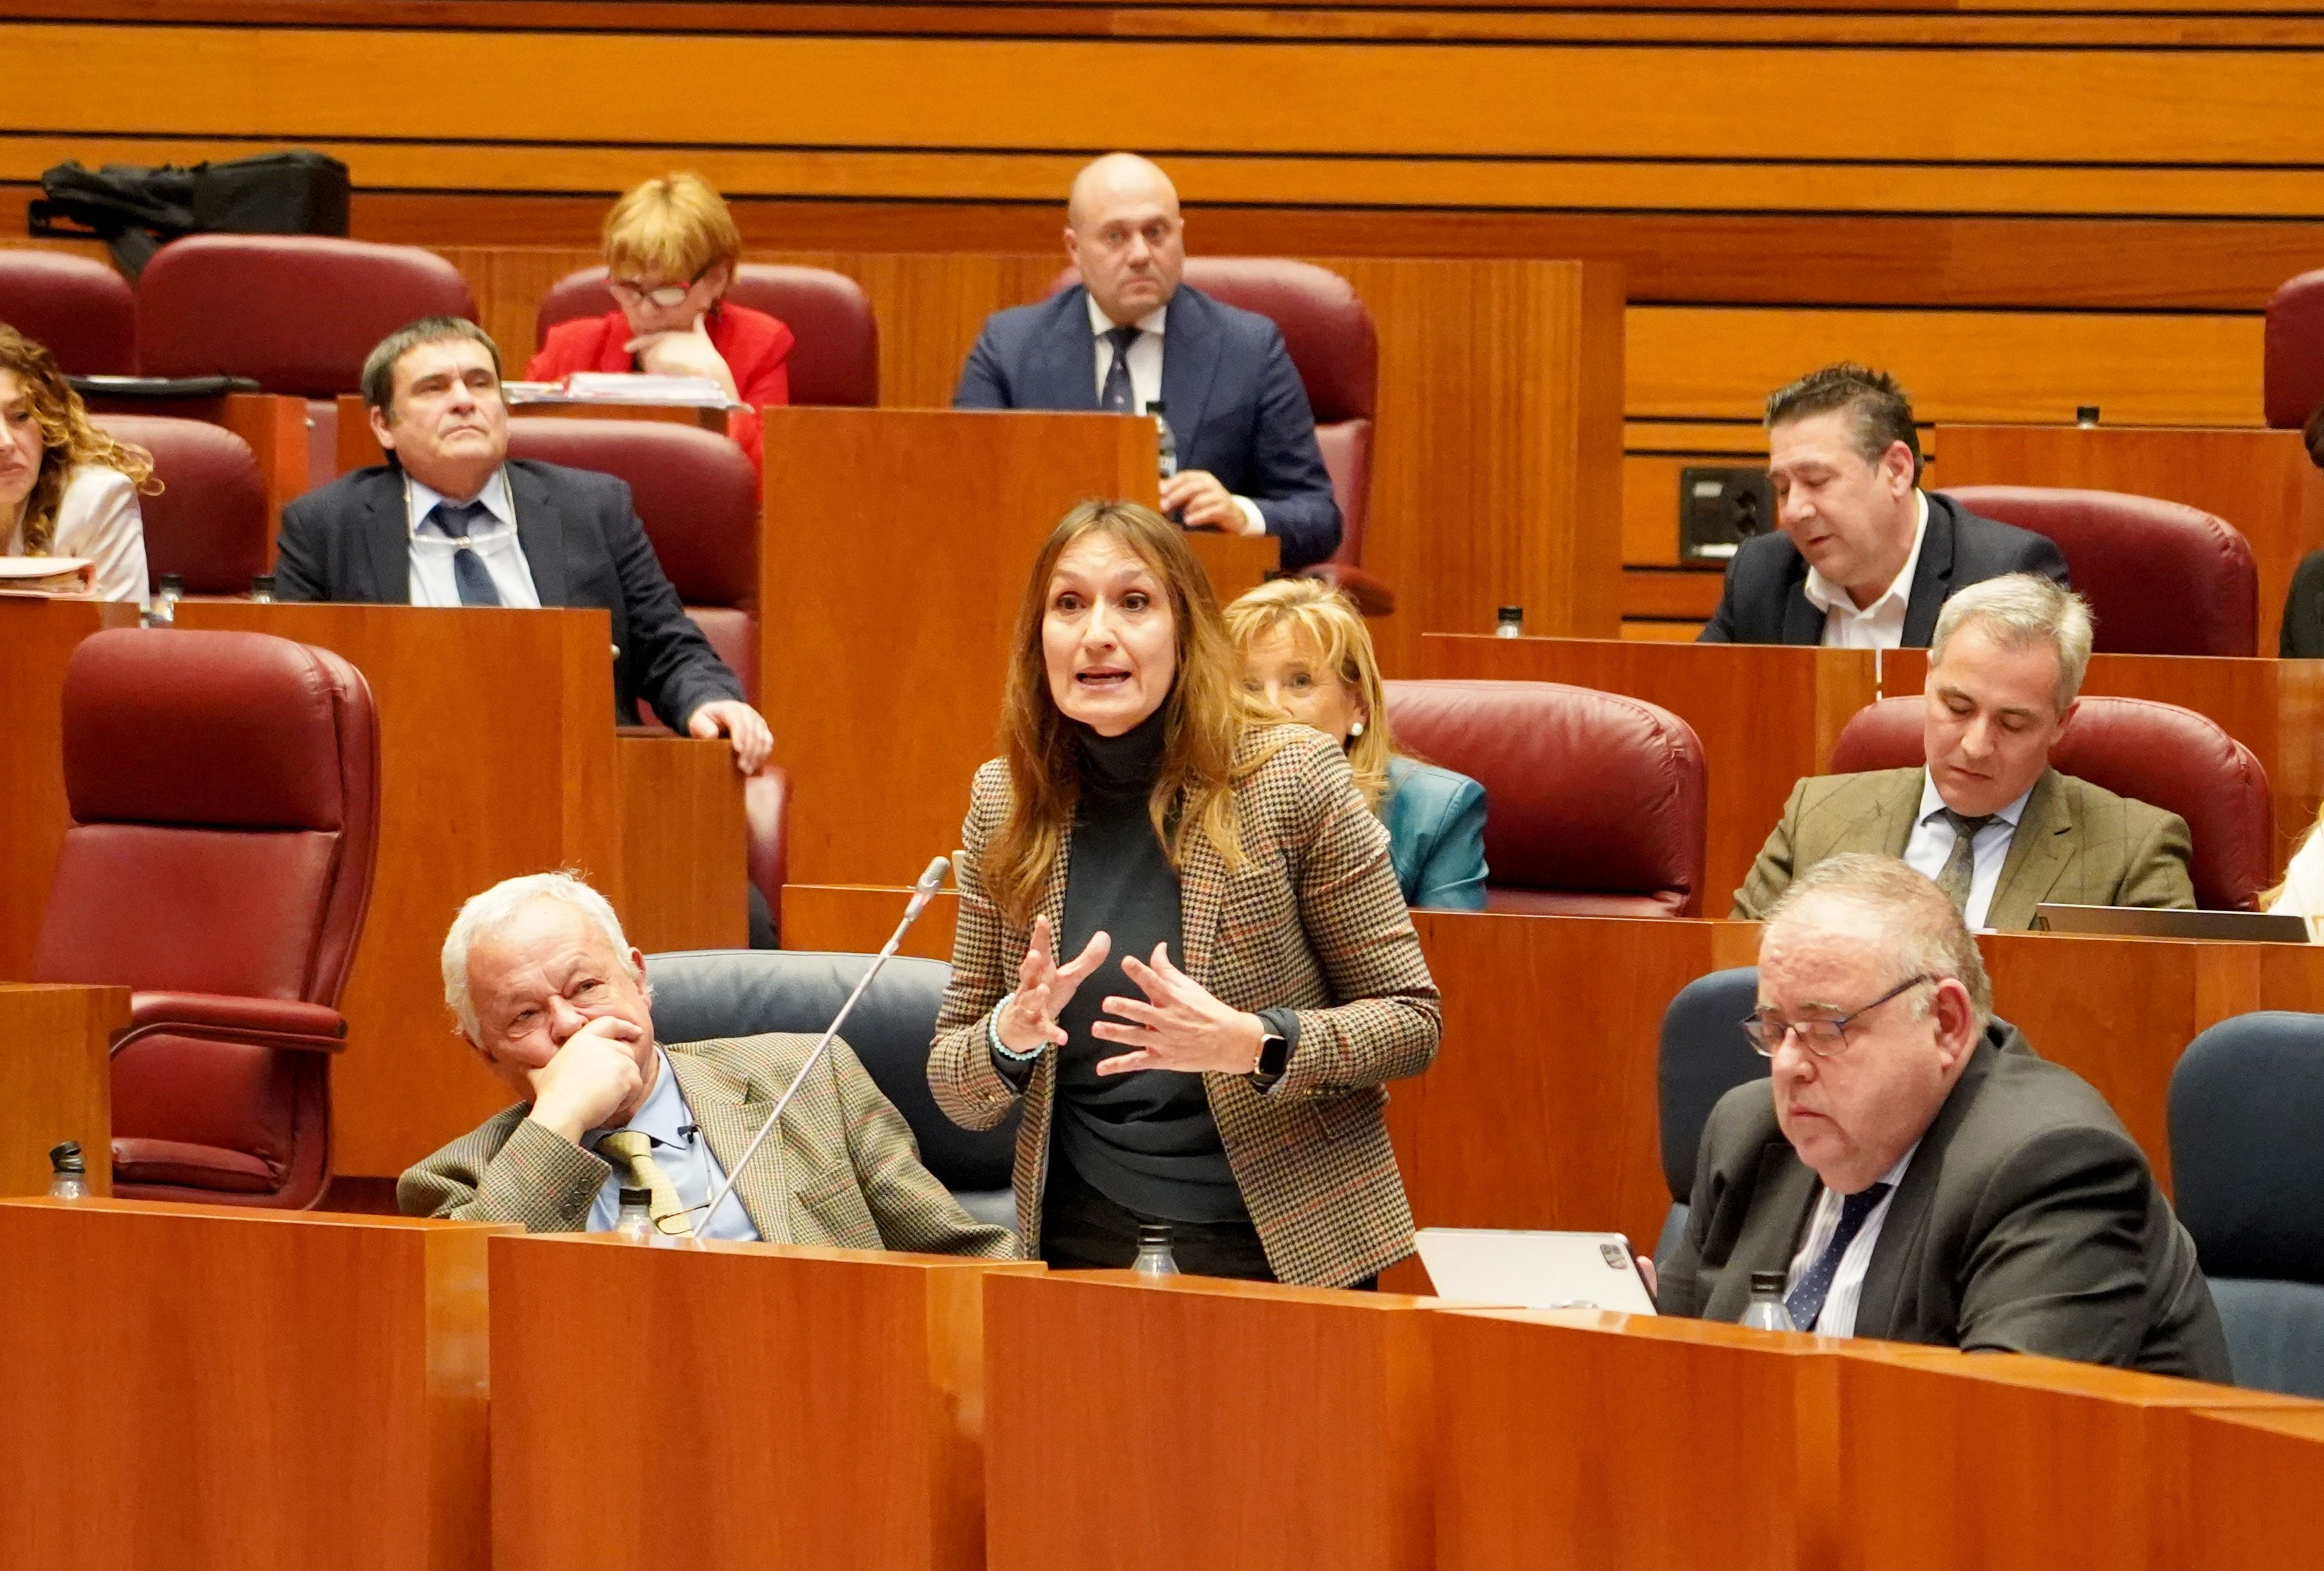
[952,283,1342,570]
[1697,490,2070,646]
[275,459,744,729]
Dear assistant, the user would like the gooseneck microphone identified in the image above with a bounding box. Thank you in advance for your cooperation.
[692,855,950,1240]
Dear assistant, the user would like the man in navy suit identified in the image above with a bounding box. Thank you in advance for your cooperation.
[1699,362,2069,647]
[953,154,1342,570]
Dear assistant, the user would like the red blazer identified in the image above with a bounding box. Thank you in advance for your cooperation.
[528,301,793,474]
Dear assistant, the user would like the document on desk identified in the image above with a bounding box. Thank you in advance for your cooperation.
[1416,1227,1659,1314]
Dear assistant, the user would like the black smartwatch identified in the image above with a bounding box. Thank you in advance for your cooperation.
[1251,1028,1290,1085]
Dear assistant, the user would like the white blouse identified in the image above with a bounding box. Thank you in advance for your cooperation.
[4,464,150,609]
[2271,827,2324,944]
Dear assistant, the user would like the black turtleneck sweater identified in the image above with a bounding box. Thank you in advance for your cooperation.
[1048,709,1246,1224]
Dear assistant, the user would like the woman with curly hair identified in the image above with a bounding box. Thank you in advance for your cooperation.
[0,323,156,605]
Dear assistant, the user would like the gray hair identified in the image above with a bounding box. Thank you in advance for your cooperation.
[440,871,640,1042]
[1765,853,1992,1032]
[360,316,502,417]
[1929,572,2094,713]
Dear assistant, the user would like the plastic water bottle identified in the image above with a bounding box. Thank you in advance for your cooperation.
[613,1187,656,1246]
[46,1141,91,1201]
[1131,1223,1181,1280]
[1149,401,1179,480]
[1494,606,1524,639]
[249,574,276,603]
[1739,1270,1797,1332]
[148,573,184,627]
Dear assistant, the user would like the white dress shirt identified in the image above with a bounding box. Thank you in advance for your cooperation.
[1783,1142,1918,1338]
[1902,770,2036,931]
[1085,293,1266,538]
[7,463,149,609]
[582,1049,761,1242]
[403,467,541,609]
[1804,490,1930,650]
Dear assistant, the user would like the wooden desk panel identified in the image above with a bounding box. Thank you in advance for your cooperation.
[0,985,124,1198]
[984,1270,1436,1571]
[1935,424,2324,658]
[492,1234,1040,1571]
[2181,1408,2324,1568]
[615,734,748,954]
[0,1198,502,1571]
[1434,1309,1838,1571]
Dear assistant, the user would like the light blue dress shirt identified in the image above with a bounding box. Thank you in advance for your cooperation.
[1902,770,2035,931]
[582,1049,761,1241]
[403,467,543,610]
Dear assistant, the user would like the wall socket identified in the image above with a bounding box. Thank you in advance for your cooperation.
[1679,466,1774,562]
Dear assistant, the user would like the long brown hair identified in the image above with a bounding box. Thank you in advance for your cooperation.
[1221,576,1395,808]
[0,323,157,552]
[983,500,1286,927]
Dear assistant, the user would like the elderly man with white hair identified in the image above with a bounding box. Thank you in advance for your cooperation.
[1734,572,2194,929]
[399,871,1015,1256]
[1662,854,2229,1380]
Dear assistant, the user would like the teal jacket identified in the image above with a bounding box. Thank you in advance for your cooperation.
[1383,757,1489,911]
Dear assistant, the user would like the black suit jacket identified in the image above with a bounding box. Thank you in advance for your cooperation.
[274,460,744,728]
[952,282,1342,570]
[1697,491,2071,646]
[1660,1028,2231,1382]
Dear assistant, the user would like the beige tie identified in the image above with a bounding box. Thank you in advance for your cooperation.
[598,1131,696,1237]
[1936,809,1997,913]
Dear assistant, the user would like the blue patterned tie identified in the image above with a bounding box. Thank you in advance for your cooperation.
[1785,1182,1893,1330]
[1100,325,1140,412]
[428,500,503,607]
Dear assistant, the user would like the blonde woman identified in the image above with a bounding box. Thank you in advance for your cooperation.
[928,501,1440,1286]
[1225,577,1489,911]
[527,171,791,472]
[0,324,154,607]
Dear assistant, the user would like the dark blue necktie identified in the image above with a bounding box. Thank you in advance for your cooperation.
[1785,1181,1892,1330]
[1100,325,1140,412]
[428,500,503,607]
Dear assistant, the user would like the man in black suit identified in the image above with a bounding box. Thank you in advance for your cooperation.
[1658,853,2229,1381]
[276,317,771,771]
[952,153,1341,570]
[1699,362,2069,647]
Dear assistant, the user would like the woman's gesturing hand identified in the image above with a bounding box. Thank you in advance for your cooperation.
[1092,944,1266,1077]
[995,915,1110,1057]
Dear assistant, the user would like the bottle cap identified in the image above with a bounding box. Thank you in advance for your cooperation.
[49,1140,85,1175]
[159,573,186,591]
[250,574,276,594]
[1496,605,1523,621]
[618,1187,650,1208]
[1748,1270,1786,1296]
[2075,404,2101,424]
[1136,1224,1173,1249]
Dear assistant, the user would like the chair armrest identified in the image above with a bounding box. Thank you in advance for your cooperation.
[1299,562,1396,617]
[118,992,348,1056]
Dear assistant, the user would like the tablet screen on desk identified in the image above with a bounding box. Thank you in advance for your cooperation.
[1415,1227,1658,1314]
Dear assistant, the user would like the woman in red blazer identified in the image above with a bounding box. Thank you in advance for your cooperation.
[528,172,791,475]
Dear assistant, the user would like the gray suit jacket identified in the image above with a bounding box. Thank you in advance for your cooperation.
[1659,1030,2232,1383]
[399,1033,1017,1258]
[1732,766,2195,929]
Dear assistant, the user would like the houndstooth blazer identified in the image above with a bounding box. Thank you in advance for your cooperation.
[398,1033,1017,1258]
[928,724,1442,1287]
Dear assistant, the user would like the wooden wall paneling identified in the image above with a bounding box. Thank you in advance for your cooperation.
[781,884,961,960]
[613,736,748,954]
[0,985,125,1198]
[0,1198,502,1571]
[2180,1408,2324,1565]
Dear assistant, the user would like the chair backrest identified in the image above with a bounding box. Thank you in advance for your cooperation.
[1381,679,1708,915]
[535,264,880,407]
[2263,269,2324,431]
[1828,693,2272,911]
[89,414,268,596]
[136,235,475,396]
[643,949,1019,1195]
[1050,258,1378,567]
[1938,486,2257,657]
[2169,1010,2324,1396]
[1657,966,1767,1204]
[505,418,759,705]
[0,249,137,375]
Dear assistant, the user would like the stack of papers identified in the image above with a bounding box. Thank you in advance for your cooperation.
[516,373,736,408]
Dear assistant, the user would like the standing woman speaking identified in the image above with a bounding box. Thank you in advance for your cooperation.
[929,500,1440,1287]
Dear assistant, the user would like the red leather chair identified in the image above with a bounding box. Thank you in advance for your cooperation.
[1050,258,1386,611]
[1828,695,2272,910]
[535,264,880,406]
[0,250,137,375]
[1939,486,2257,657]
[34,628,381,1206]
[1383,678,1707,915]
[89,414,268,597]
[135,235,476,488]
[2263,269,2324,431]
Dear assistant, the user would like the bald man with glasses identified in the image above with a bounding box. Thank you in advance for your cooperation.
[1658,853,2228,1381]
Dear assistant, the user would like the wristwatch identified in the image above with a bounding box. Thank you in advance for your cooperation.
[1251,1028,1290,1085]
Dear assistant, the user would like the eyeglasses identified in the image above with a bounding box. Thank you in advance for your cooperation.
[607,265,712,309]
[1740,973,1933,1059]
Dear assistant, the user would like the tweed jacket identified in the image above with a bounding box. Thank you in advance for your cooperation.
[1731,766,2195,929]
[928,725,1442,1287]
[399,1034,1016,1258]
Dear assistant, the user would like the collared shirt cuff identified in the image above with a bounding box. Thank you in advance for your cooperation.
[1233,496,1267,537]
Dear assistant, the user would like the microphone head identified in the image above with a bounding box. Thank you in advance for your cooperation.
[915,855,950,892]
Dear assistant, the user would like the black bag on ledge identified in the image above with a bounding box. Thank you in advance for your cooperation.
[28,150,351,280]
